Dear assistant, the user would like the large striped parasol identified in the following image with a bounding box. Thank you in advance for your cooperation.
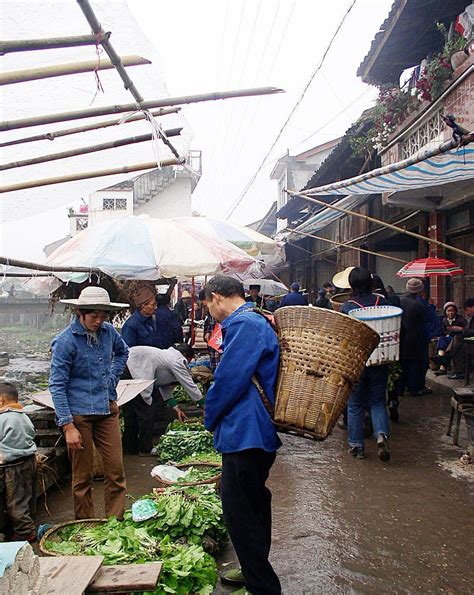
[397,257,464,278]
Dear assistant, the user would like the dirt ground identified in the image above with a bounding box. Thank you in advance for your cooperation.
[37,381,473,594]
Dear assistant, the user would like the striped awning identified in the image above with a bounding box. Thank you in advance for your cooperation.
[297,144,474,197]
[295,194,370,234]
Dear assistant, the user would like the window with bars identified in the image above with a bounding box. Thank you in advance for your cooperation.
[102,198,127,210]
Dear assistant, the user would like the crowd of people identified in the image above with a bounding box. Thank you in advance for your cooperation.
[1,272,472,595]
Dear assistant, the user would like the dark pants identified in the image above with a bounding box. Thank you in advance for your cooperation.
[122,392,158,454]
[0,455,36,539]
[400,359,426,395]
[221,449,281,595]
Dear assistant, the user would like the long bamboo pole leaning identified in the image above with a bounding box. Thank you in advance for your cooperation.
[0,33,110,55]
[286,190,474,260]
[0,158,183,193]
[0,87,284,132]
[0,128,182,170]
[76,0,180,160]
[0,108,180,148]
[0,256,101,274]
[0,56,150,85]
[289,229,406,264]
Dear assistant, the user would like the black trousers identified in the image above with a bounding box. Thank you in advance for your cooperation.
[221,449,281,595]
[0,455,36,539]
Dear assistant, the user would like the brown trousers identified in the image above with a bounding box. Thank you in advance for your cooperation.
[69,401,126,520]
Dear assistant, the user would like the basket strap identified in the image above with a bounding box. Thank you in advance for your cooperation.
[251,375,274,418]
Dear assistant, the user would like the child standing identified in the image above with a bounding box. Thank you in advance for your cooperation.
[0,381,37,542]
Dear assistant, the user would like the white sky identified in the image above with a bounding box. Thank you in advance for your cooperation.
[0,0,393,261]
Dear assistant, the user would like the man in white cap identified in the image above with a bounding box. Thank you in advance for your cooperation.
[49,286,129,520]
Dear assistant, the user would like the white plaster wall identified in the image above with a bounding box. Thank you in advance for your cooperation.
[134,177,193,218]
[88,190,133,227]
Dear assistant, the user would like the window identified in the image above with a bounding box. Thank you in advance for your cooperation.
[102,198,127,210]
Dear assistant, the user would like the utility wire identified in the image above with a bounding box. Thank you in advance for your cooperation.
[225,0,358,220]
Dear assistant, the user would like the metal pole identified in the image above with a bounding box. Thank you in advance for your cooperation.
[0,108,180,148]
[0,33,110,55]
[0,157,183,192]
[0,55,150,85]
[0,256,101,274]
[0,87,283,131]
[1,129,182,170]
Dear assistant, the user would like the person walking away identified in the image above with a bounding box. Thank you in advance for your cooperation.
[123,343,204,453]
[279,282,308,307]
[315,289,331,308]
[49,286,129,520]
[201,276,281,595]
[122,286,158,348]
[341,267,391,462]
[245,284,266,309]
[399,278,430,396]
[154,294,184,349]
[371,274,401,307]
[0,381,37,542]
[432,302,466,375]
[448,298,474,379]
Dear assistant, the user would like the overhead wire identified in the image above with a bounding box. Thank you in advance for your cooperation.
[225,0,358,221]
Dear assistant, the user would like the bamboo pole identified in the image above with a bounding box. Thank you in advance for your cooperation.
[0,33,110,55]
[0,128,182,170]
[286,190,474,260]
[0,55,150,85]
[0,87,284,132]
[0,108,180,148]
[0,256,101,274]
[290,229,406,264]
[0,158,183,193]
[0,272,53,277]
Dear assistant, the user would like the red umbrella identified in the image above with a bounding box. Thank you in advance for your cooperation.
[397,257,464,278]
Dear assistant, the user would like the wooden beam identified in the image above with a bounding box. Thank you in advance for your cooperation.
[0,108,180,148]
[0,55,150,85]
[0,256,101,274]
[0,157,183,192]
[0,33,110,55]
[0,128,182,170]
[0,87,284,131]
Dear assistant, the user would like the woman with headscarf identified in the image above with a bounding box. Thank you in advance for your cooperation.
[121,286,159,348]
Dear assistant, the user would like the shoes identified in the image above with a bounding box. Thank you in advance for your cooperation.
[337,419,348,430]
[11,532,36,543]
[447,373,464,380]
[139,450,157,457]
[388,401,399,422]
[221,568,246,586]
[377,434,390,462]
[348,446,365,459]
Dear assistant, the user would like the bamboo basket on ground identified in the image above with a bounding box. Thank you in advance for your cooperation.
[39,519,106,556]
[153,462,222,490]
[329,292,351,312]
[273,306,379,440]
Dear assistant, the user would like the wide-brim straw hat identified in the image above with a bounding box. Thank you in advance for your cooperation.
[61,286,129,311]
[332,267,355,290]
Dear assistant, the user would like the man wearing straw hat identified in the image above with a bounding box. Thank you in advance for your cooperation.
[201,276,281,595]
[49,286,129,520]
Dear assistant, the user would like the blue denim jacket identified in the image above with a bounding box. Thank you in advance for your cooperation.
[204,303,282,453]
[121,309,158,348]
[49,318,129,426]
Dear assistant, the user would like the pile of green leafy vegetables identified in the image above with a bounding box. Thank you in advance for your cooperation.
[156,429,215,464]
[172,383,204,404]
[166,419,205,433]
[177,466,220,484]
[43,488,224,594]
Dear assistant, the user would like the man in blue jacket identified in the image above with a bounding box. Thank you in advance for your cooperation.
[201,276,281,595]
[279,282,308,307]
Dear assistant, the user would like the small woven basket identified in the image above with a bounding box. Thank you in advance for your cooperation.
[39,519,106,556]
[274,306,379,440]
[329,292,351,312]
[153,462,222,490]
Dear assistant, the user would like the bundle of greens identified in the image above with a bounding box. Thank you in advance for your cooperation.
[156,430,215,464]
[177,466,221,484]
[172,383,205,404]
[178,451,222,466]
[132,486,227,548]
[166,419,205,433]
[43,519,217,594]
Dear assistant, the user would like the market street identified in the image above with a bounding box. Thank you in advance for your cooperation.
[37,379,473,594]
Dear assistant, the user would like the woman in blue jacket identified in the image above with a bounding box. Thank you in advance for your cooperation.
[49,286,129,520]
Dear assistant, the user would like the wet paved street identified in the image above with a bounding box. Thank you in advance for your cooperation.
[38,382,473,594]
